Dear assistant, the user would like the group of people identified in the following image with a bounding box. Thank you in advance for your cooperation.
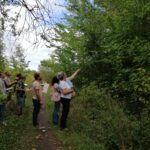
[32,69,80,130]
[0,72,26,125]
[51,69,80,130]
[0,69,80,130]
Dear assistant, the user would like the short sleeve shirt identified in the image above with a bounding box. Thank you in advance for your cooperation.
[59,80,72,99]
[66,79,73,88]
[32,80,42,100]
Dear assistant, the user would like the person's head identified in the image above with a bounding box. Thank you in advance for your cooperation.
[39,77,43,84]
[51,76,59,86]
[57,72,66,81]
[0,72,5,79]
[5,71,11,77]
[16,73,22,81]
[34,72,40,80]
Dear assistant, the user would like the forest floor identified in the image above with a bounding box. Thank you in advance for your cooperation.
[0,93,66,150]
[35,105,63,150]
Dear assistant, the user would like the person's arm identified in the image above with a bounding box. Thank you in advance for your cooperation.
[9,81,17,87]
[67,69,80,81]
[16,88,26,91]
[62,88,74,95]
[60,82,74,95]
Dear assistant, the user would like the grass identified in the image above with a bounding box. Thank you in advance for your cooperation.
[0,93,38,150]
[45,90,100,150]
[0,89,98,150]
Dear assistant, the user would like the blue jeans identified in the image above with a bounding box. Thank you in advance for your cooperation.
[0,103,6,122]
[32,99,41,126]
[17,96,25,108]
[52,102,60,125]
[16,96,25,115]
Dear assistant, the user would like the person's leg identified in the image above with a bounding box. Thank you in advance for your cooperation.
[0,103,6,123]
[17,96,24,116]
[22,96,25,108]
[60,98,70,129]
[20,97,24,115]
[52,102,60,125]
[32,99,39,126]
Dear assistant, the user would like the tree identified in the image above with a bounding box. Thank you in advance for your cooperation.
[0,0,54,45]
[9,45,29,73]
[0,25,6,70]
[49,0,150,114]
[39,52,63,82]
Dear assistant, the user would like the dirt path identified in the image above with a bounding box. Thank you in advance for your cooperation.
[35,106,63,150]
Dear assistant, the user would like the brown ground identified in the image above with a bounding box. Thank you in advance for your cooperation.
[34,106,63,150]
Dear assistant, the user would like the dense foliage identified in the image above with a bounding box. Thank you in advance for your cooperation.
[0,30,6,70]
[44,0,150,114]
[1,0,150,149]
[40,0,150,149]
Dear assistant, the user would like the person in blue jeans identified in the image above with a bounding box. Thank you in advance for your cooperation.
[32,73,42,127]
[0,72,7,125]
[15,74,26,116]
[51,76,60,125]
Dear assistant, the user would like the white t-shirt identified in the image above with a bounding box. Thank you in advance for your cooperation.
[32,80,42,100]
[66,79,73,88]
[59,80,72,99]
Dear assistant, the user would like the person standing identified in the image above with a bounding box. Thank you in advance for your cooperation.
[0,72,7,125]
[15,74,26,116]
[51,76,60,125]
[32,73,42,127]
[4,72,16,102]
[57,69,80,130]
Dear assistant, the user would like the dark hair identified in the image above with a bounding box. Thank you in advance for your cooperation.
[51,76,59,86]
[16,73,22,78]
[34,73,40,80]
[5,72,10,76]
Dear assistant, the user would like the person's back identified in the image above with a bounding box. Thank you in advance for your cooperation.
[59,80,72,99]
[0,75,6,96]
[32,80,42,100]
[32,73,42,127]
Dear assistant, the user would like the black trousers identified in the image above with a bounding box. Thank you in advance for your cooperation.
[60,97,71,129]
[32,99,41,126]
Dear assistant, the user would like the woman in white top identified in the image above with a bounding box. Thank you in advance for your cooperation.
[57,69,80,130]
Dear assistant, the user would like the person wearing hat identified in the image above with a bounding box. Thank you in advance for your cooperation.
[57,69,80,130]
[15,74,26,116]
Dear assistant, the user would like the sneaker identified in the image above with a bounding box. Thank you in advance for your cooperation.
[60,127,69,131]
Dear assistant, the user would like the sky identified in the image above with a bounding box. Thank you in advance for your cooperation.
[4,0,67,71]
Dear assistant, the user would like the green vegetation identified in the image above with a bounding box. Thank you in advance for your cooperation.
[0,94,38,150]
[0,0,150,150]
[41,0,150,150]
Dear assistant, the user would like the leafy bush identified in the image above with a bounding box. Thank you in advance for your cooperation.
[69,83,150,150]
